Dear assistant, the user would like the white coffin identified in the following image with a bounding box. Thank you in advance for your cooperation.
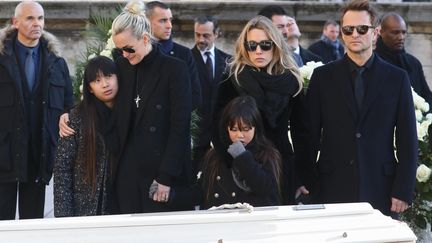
[0,202,416,243]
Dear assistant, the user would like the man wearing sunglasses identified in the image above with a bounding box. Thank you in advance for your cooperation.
[306,0,417,219]
[375,12,432,107]
[146,1,201,111]
[258,5,322,67]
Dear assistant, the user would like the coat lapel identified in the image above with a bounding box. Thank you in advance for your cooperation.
[337,59,358,121]
[358,57,386,123]
[133,58,161,127]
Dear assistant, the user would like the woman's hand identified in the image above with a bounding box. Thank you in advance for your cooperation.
[59,113,75,138]
[152,180,171,203]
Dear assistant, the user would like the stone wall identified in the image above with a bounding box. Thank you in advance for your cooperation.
[1,1,432,85]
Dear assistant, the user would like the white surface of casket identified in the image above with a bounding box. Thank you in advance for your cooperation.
[0,202,416,243]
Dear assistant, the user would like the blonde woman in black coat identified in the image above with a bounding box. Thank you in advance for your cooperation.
[213,16,309,204]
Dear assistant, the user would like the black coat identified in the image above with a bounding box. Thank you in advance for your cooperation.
[166,42,202,110]
[308,39,345,64]
[170,147,280,210]
[374,36,432,107]
[113,46,192,213]
[213,72,309,204]
[306,54,417,217]
[0,28,73,183]
[299,46,323,64]
[191,45,231,168]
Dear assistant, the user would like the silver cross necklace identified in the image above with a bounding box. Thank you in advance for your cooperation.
[134,70,144,108]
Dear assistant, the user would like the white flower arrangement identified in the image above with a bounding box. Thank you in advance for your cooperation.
[299,61,324,88]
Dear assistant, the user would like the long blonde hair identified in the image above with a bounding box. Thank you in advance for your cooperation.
[228,16,303,96]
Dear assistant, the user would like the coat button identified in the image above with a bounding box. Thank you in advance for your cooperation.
[149,126,156,132]
[216,176,221,181]
[349,160,354,165]
[231,192,236,197]
[156,104,162,110]
[214,193,219,198]
[356,133,361,138]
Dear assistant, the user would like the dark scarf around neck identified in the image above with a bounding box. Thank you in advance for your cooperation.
[375,36,410,72]
[158,37,174,55]
[235,65,299,128]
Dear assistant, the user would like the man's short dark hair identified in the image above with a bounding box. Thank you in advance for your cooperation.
[258,5,287,20]
[146,1,170,18]
[194,15,219,34]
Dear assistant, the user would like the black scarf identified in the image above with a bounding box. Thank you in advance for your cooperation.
[375,36,411,73]
[235,65,299,128]
[94,99,119,156]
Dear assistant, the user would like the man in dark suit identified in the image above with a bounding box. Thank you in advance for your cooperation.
[146,1,201,110]
[191,16,231,172]
[258,5,323,67]
[308,20,345,63]
[306,0,417,218]
[375,12,432,107]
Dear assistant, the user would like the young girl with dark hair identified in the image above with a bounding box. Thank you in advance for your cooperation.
[54,56,119,217]
[201,95,282,207]
[172,96,282,209]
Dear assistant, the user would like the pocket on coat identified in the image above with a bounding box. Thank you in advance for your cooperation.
[49,78,65,110]
[0,132,12,171]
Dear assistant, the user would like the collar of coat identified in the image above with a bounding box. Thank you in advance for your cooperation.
[0,25,62,57]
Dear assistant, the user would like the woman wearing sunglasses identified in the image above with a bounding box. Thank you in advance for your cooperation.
[107,0,192,214]
[212,16,308,205]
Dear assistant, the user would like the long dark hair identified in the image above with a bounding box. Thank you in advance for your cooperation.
[79,56,117,192]
[202,96,282,200]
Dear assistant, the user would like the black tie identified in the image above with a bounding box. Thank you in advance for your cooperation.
[205,51,213,81]
[25,49,35,91]
[354,67,365,110]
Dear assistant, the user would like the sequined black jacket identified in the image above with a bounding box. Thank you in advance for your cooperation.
[53,108,110,217]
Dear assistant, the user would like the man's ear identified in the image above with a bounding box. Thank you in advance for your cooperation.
[12,17,18,28]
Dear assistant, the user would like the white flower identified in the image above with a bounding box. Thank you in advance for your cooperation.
[299,61,323,80]
[100,49,112,58]
[412,88,429,112]
[417,121,427,141]
[416,164,432,182]
[88,53,97,59]
[415,109,423,122]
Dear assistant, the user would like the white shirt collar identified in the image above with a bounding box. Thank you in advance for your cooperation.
[200,45,215,60]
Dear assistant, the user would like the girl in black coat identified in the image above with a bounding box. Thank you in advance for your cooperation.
[201,96,282,208]
[171,96,282,209]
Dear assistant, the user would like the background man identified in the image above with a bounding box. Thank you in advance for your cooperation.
[0,1,73,220]
[308,20,345,63]
[306,0,417,218]
[146,1,201,110]
[191,15,231,173]
[375,12,432,106]
[258,5,323,66]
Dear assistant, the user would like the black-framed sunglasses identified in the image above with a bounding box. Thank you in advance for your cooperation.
[341,25,375,36]
[244,40,274,52]
[114,46,136,54]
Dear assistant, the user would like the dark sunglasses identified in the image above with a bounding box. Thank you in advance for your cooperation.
[341,25,375,35]
[114,46,136,54]
[244,40,273,52]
